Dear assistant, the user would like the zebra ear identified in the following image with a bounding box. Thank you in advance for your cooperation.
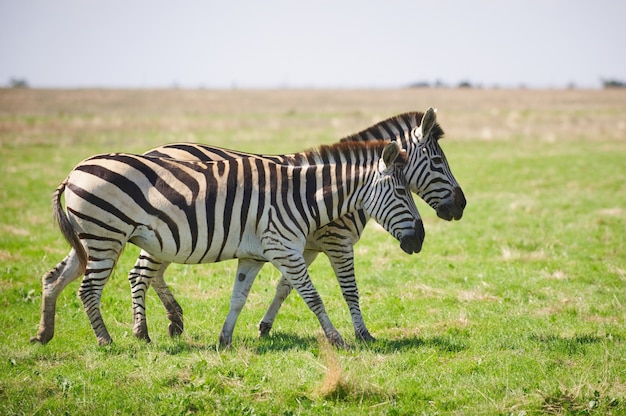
[381,141,401,171]
[419,107,437,143]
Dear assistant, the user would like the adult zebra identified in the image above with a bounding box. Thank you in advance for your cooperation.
[130,108,466,345]
[32,140,424,347]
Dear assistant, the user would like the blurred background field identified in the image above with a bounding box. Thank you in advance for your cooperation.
[0,88,625,415]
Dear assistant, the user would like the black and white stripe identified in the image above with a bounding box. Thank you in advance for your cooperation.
[130,108,466,344]
[32,140,423,347]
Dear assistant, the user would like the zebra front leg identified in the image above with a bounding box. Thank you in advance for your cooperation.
[324,245,375,342]
[219,259,265,348]
[258,277,291,338]
[258,249,319,338]
[268,252,345,347]
[78,254,119,346]
[31,249,85,344]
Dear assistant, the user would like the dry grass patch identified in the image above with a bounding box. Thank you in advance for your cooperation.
[500,245,548,262]
[313,338,392,405]
[596,207,626,218]
[457,287,501,303]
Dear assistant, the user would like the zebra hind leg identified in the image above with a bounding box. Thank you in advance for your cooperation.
[31,249,85,344]
[150,262,184,338]
[128,253,176,342]
[128,256,152,342]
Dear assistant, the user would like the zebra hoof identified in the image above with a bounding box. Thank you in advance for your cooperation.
[30,335,50,345]
[356,330,376,343]
[218,333,232,348]
[168,321,184,337]
[30,329,53,345]
[258,321,273,338]
[327,331,346,348]
[97,336,113,347]
[133,327,151,343]
[133,323,150,343]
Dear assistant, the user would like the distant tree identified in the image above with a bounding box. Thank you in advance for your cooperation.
[407,81,431,88]
[457,80,472,88]
[9,78,29,88]
[601,79,626,89]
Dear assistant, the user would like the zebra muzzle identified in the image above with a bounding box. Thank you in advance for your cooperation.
[436,187,467,221]
[399,220,425,254]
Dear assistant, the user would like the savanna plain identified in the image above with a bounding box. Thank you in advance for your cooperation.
[0,88,625,415]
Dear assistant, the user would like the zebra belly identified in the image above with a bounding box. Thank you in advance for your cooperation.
[127,226,267,265]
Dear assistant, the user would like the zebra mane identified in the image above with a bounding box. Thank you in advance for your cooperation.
[301,140,407,166]
[340,112,445,144]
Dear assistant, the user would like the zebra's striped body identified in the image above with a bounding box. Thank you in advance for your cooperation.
[131,108,466,345]
[32,141,423,346]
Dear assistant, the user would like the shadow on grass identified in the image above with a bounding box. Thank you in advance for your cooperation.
[255,331,319,353]
[97,337,221,356]
[529,332,620,355]
[110,332,320,355]
[106,331,469,356]
[254,332,468,354]
[360,334,468,354]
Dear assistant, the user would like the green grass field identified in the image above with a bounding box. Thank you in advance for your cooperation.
[1,88,625,415]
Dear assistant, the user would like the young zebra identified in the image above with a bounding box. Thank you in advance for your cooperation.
[32,140,424,347]
[130,108,466,345]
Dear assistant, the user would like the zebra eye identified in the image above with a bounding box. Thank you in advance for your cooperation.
[396,188,407,196]
[431,156,443,164]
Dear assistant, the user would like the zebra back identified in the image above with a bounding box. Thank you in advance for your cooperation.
[145,109,465,221]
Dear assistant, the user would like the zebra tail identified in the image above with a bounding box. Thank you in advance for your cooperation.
[52,177,88,273]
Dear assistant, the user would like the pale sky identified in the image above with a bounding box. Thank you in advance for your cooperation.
[1,0,625,89]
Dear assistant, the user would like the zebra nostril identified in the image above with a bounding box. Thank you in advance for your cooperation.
[455,186,467,209]
[415,220,425,242]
